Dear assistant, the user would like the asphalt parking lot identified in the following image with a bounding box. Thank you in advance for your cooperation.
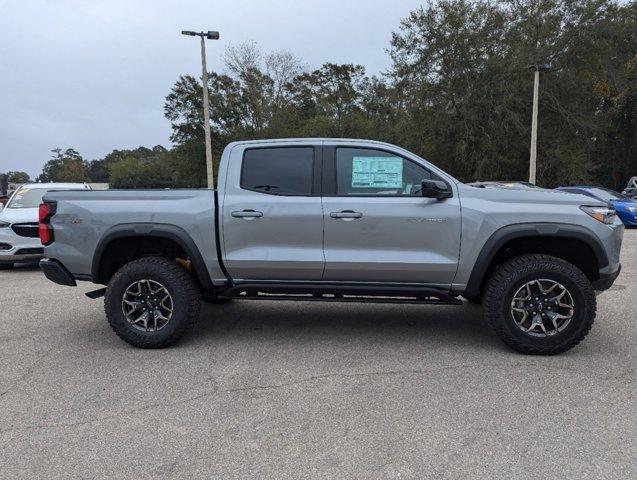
[0,232,635,479]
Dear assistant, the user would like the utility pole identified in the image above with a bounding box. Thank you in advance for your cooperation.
[181,30,220,189]
[528,64,549,185]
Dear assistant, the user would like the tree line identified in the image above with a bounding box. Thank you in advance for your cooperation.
[4,0,635,190]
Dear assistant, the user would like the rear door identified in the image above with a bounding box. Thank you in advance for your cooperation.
[321,144,461,286]
[220,143,325,281]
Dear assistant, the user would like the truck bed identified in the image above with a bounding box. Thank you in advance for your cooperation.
[42,189,225,284]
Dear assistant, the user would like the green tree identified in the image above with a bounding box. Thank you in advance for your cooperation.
[108,146,178,189]
[37,148,89,183]
[5,171,30,183]
[389,0,636,187]
[109,157,154,189]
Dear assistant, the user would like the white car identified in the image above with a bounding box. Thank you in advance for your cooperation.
[0,183,91,270]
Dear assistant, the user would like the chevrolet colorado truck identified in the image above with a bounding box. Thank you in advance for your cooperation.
[39,139,623,354]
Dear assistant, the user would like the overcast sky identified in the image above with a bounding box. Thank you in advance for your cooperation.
[0,0,423,178]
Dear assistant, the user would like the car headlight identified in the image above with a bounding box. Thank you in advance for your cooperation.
[0,221,9,228]
[626,206,637,213]
[580,206,616,225]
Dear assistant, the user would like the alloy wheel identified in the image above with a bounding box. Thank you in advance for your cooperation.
[510,279,575,337]
[121,279,174,332]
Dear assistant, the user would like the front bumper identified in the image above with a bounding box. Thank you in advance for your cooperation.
[592,264,621,291]
[0,227,44,263]
[0,249,45,263]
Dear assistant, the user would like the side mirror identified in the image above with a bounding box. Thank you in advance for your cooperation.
[421,179,452,199]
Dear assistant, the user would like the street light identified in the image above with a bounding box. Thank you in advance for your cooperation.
[181,30,220,189]
[528,63,550,185]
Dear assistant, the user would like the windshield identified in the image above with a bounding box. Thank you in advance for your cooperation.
[6,188,47,209]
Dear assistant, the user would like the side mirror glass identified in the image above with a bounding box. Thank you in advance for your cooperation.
[421,179,452,199]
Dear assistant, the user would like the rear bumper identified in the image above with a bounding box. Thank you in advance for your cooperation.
[40,258,77,286]
[592,264,621,292]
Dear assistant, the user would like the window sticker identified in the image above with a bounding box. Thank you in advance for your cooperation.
[351,157,403,188]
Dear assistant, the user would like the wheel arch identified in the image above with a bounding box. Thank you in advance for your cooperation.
[464,223,609,298]
[92,223,212,288]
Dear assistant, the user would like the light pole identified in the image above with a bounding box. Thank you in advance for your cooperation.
[528,64,549,185]
[182,30,220,189]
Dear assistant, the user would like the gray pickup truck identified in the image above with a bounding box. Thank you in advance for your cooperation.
[39,139,623,354]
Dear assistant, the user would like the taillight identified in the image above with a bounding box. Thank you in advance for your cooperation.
[39,202,56,246]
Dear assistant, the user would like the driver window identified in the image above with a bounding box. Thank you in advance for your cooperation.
[336,147,433,196]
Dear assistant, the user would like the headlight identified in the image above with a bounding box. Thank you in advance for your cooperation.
[580,206,616,225]
[626,206,637,213]
[0,221,9,228]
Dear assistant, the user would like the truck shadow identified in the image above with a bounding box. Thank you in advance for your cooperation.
[187,299,504,352]
[5,262,41,271]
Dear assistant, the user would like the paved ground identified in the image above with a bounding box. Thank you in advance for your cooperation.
[0,232,635,479]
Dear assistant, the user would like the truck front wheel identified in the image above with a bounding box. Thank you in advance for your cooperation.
[104,257,201,348]
[483,254,596,355]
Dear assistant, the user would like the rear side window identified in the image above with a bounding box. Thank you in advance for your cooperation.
[241,147,314,195]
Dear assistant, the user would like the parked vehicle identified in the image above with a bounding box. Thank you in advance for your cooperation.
[556,186,637,228]
[622,176,637,199]
[468,181,544,190]
[0,183,91,269]
[39,139,623,354]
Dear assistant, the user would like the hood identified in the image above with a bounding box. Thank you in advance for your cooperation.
[0,207,39,224]
[461,184,606,206]
[611,198,637,207]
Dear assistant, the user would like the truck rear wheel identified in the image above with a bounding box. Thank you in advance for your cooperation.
[483,254,596,355]
[104,257,201,348]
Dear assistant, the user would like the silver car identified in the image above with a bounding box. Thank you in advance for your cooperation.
[0,183,91,269]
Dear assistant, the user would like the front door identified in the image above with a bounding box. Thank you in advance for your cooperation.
[321,146,461,286]
[221,144,324,281]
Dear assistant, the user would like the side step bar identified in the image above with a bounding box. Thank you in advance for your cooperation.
[216,282,462,305]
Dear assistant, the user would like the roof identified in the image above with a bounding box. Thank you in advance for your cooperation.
[225,138,401,148]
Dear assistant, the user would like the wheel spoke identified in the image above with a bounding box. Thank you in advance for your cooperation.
[538,281,558,295]
[137,310,149,329]
[123,299,142,311]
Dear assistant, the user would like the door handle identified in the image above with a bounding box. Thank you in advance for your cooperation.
[330,210,363,219]
[231,209,263,219]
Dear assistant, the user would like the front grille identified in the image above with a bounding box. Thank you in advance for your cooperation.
[14,248,44,255]
[0,242,12,251]
[11,223,39,238]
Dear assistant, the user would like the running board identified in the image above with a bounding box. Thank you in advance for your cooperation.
[217,282,462,305]
[85,288,107,299]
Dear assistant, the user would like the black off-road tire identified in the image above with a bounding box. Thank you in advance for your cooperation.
[105,257,201,349]
[483,254,596,355]
[0,262,14,270]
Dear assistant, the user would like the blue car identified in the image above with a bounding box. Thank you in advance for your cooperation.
[557,186,637,227]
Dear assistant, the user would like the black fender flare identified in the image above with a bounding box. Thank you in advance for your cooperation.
[463,223,609,298]
[91,223,213,288]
